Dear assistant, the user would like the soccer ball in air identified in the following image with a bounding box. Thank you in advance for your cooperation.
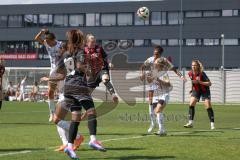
[137,6,150,20]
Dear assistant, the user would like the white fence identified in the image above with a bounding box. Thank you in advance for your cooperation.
[3,67,240,104]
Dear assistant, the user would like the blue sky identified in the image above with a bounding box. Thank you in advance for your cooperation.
[0,0,158,5]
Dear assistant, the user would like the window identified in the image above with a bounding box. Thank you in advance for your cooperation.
[203,11,220,17]
[117,13,133,26]
[144,39,150,46]
[222,10,233,16]
[151,39,161,46]
[162,12,167,24]
[86,13,100,26]
[39,14,53,26]
[69,14,84,26]
[222,10,239,16]
[168,12,181,25]
[204,39,219,45]
[0,16,7,27]
[223,39,238,45]
[233,10,239,16]
[8,15,23,27]
[24,15,38,27]
[134,13,149,25]
[134,40,144,46]
[185,11,202,18]
[151,12,161,25]
[53,15,68,27]
[197,39,202,45]
[186,39,196,46]
[168,39,179,46]
[161,39,167,46]
[101,13,116,26]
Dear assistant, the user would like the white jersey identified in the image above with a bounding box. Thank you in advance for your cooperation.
[149,69,173,94]
[7,84,14,92]
[44,40,62,70]
[20,79,26,93]
[144,56,155,70]
[64,56,75,76]
[151,70,172,104]
[144,56,174,91]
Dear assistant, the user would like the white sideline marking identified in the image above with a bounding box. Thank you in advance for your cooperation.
[0,150,31,157]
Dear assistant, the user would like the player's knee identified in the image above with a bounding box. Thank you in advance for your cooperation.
[87,108,96,116]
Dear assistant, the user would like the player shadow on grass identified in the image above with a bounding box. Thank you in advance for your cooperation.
[90,155,175,160]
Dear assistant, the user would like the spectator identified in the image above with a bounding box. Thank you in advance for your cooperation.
[29,81,39,102]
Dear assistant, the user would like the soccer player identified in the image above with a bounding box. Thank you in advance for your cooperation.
[29,81,39,102]
[147,58,173,135]
[7,81,15,97]
[84,34,118,102]
[140,46,186,133]
[19,76,27,101]
[35,28,62,121]
[40,42,84,152]
[0,60,5,109]
[63,29,108,160]
[184,60,215,130]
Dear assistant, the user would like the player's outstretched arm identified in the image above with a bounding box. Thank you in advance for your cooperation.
[34,29,47,44]
[171,67,187,82]
[40,74,65,82]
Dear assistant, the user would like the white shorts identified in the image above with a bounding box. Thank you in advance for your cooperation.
[152,93,170,104]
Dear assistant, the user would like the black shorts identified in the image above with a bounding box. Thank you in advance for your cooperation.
[64,96,95,112]
[191,90,211,101]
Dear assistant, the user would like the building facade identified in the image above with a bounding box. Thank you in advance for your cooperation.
[0,0,240,68]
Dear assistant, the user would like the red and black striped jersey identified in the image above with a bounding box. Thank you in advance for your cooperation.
[188,71,210,93]
[84,45,108,75]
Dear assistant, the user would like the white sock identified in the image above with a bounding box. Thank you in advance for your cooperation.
[67,143,73,148]
[156,113,164,132]
[76,133,80,139]
[90,135,96,142]
[48,100,55,114]
[211,122,215,127]
[149,104,155,126]
[57,126,68,145]
[189,120,193,124]
[57,120,70,131]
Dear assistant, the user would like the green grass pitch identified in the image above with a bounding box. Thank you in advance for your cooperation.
[0,101,239,160]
